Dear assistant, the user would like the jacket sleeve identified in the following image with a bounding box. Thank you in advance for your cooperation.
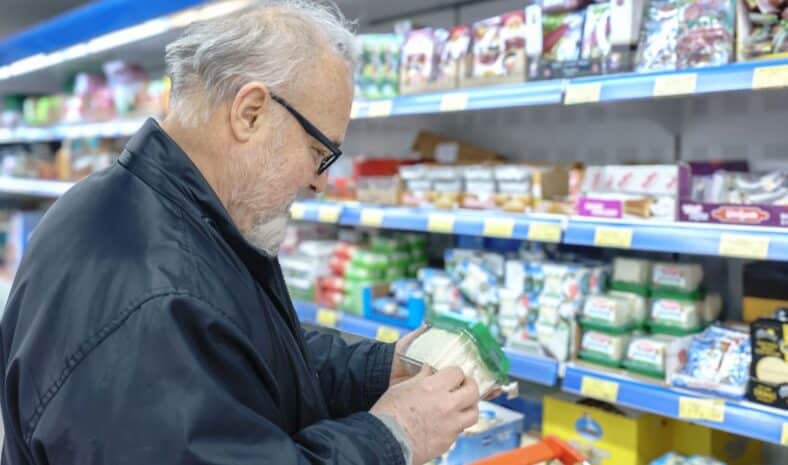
[31,293,404,465]
[302,329,394,418]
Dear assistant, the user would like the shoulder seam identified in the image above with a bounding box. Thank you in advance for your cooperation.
[23,289,245,445]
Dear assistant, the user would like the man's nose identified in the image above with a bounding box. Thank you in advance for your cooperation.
[310,171,329,195]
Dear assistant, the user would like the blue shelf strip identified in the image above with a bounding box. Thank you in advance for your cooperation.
[292,200,788,261]
[563,364,788,446]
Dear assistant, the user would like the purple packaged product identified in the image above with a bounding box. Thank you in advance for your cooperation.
[577,197,624,218]
[678,162,788,228]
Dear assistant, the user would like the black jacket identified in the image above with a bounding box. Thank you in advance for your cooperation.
[0,119,404,465]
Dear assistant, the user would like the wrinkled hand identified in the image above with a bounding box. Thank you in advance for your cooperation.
[372,366,480,465]
[389,326,428,386]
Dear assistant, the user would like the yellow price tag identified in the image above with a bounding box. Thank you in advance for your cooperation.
[781,423,788,446]
[318,206,341,223]
[483,217,515,238]
[678,397,725,423]
[367,100,393,118]
[593,227,633,248]
[527,222,562,243]
[564,83,601,105]
[653,73,697,97]
[752,64,788,89]
[440,92,469,112]
[360,209,384,227]
[376,326,400,343]
[427,213,455,234]
[580,376,619,403]
[316,308,339,328]
[290,203,306,220]
[350,102,361,119]
[718,234,770,259]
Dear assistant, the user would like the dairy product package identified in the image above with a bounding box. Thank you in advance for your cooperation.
[650,297,704,335]
[580,294,634,333]
[651,262,704,292]
[579,330,630,367]
[623,335,674,379]
[404,312,510,396]
[609,290,649,327]
[612,257,652,286]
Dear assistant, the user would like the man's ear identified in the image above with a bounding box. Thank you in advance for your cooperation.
[229,82,270,143]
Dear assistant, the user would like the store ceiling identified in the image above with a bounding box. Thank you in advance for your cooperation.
[0,0,91,39]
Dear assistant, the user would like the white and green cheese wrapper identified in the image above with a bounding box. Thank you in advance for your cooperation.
[650,298,702,329]
[405,328,498,395]
[609,290,649,324]
[582,294,633,327]
[581,330,629,361]
[703,293,722,323]
[625,336,670,373]
[651,263,704,292]
[612,258,652,285]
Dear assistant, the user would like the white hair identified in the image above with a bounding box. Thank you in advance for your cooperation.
[165,0,356,126]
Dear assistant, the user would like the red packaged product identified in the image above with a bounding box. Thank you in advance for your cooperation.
[316,289,344,309]
[318,275,345,293]
[334,243,358,261]
[330,256,350,276]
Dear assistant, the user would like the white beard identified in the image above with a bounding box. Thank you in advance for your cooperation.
[244,209,291,256]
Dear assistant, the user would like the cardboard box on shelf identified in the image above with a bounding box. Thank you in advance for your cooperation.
[461,10,529,88]
[399,28,455,94]
[747,317,788,410]
[543,395,672,465]
[678,161,787,228]
[670,420,761,465]
[442,401,524,465]
[412,131,501,164]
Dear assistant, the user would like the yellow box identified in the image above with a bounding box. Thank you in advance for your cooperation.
[670,421,761,465]
[543,395,672,465]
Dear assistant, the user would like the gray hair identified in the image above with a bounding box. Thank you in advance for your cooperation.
[165,0,356,126]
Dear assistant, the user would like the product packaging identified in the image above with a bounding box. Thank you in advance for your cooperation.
[742,261,788,321]
[466,11,529,87]
[578,165,679,221]
[399,28,454,94]
[672,325,751,398]
[441,401,524,465]
[579,330,630,367]
[747,315,788,410]
[736,0,788,61]
[532,10,587,79]
[355,34,401,100]
[403,312,511,396]
[678,161,788,228]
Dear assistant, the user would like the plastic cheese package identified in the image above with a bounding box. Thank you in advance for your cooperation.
[580,294,634,333]
[649,297,703,335]
[579,330,630,367]
[611,257,652,287]
[609,290,649,327]
[623,335,674,379]
[651,262,704,292]
[672,325,751,398]
[404,313,511,396]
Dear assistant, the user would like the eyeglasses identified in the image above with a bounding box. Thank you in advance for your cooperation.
[270,93,342,175]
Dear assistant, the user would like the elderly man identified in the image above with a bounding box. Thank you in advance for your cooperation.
[0,2,480,465]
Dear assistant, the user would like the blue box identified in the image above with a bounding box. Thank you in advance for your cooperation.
[439,401,524,465]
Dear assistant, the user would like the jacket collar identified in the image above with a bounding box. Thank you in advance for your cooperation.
[118,118,280,286]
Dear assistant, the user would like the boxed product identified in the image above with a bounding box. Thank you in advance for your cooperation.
[609,0,647,71]
[669,420,761,465]
[579,330,630,367]
[445,25,474,88]
[678,161,788,228]
[671,325,751,398]
[461,165,498,209]
[399,28,454,94]
[742,261,788,322]
[404,312,511,396]
[412,131,501,164]
[356,34,401,100]
[353,157,415,205]
[736,0,788,61]
[578,165,679,220]
[440,401,524,465]
[623,335,693,380]
[636,0,736,72]
[747,315,788,410]
[531,10,587,79]
[543,395,673,465]
[465,10,529,87]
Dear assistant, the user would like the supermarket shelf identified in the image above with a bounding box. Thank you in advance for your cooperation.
[0,177,74,197]
[293,299,411,341]
[565,59,788,104]
[291,200,788,261]
[290,200,566,242]
[0,117,149,143]
[563,364,788,445]
[292,299,560,387]
[352,80,566,118]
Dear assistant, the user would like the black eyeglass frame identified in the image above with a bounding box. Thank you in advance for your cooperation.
[270,93,342,175]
